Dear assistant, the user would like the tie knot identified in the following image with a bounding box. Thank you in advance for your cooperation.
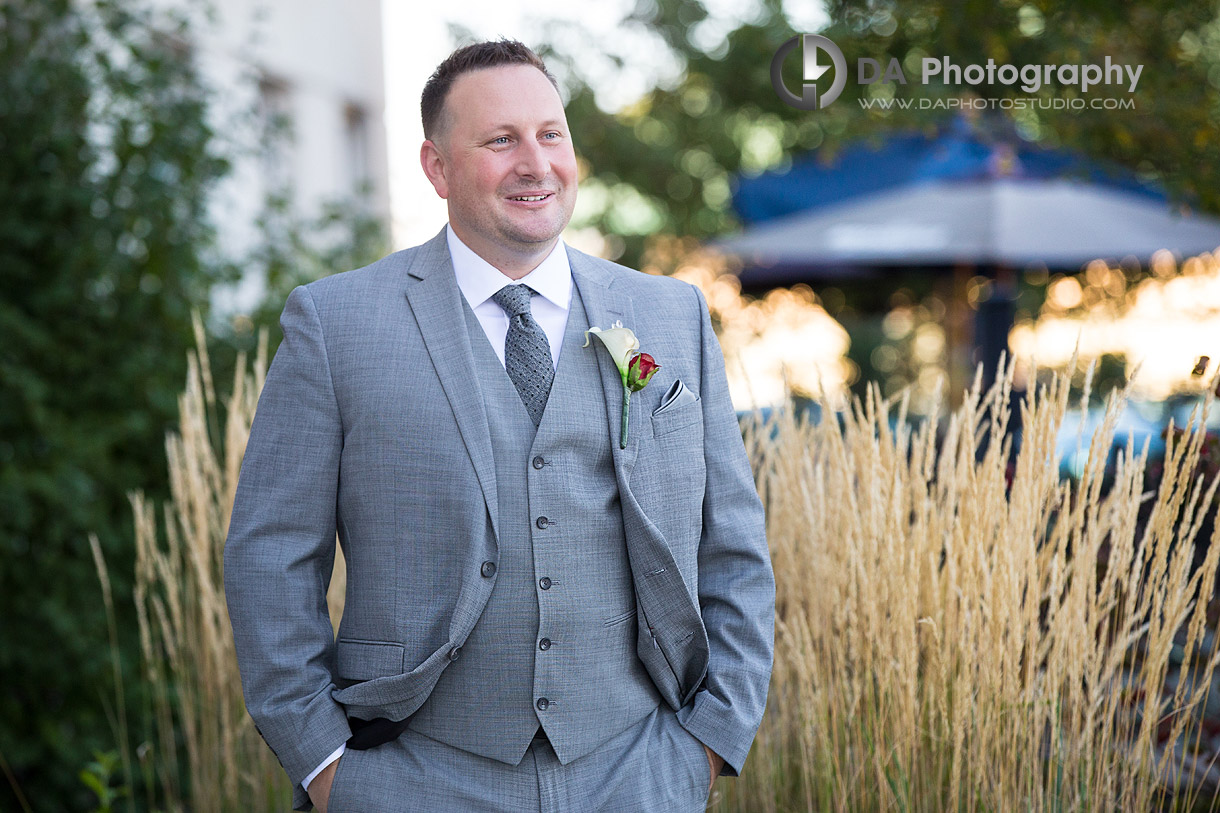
[492,284,535,318]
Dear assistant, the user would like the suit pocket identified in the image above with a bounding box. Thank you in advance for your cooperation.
[326,751,357,813]
[684,728,712,798]
[664,711,712,799]
[651,398,701,438]
[336,638,406,682]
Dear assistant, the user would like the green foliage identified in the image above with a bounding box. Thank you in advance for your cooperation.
[0,0,386,807]
[0,0,230,807]
[816,0,1220,207]
[80,750,128,813]
[545,5,813,266]
[552,0,1220,268]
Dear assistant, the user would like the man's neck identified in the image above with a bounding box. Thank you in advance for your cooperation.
[447,226,558,280]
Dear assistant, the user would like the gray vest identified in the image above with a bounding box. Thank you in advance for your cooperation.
[407,283,660,765]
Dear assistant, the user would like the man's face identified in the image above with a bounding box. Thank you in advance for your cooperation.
[421,64,578,269]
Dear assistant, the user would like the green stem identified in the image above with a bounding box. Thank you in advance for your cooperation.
[621,387,630,449]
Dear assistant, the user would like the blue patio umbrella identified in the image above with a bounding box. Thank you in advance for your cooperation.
[715,114,1220,389]
[732,114,1161,229]
[720,115,1220,281]
[719,176,1220,276]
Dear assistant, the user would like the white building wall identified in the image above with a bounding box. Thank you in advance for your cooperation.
[148,0,390,311]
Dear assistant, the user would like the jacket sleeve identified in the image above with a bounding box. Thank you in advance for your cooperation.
[223,284,352,810]
[675,283,776,777]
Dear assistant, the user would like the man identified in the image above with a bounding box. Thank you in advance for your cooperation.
[224,40,774,813]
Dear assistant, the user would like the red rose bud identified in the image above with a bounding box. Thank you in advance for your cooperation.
[626,352,659,391]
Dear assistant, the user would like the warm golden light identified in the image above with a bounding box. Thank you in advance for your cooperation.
[1011,249,1220,399]
[1047,275,1084,310]
[657,247,852,409]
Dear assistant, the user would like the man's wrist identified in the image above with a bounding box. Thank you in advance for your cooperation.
[302,744,346,792]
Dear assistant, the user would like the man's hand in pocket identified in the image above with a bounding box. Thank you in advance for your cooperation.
[703,745,724,794]
[308,756,341,813]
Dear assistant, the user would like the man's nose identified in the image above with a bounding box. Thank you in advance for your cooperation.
[514,139,548,179]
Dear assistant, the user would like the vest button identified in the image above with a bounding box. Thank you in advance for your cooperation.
[480,561,497,578]
[532,455,546,469]
[448,646,461,661]
[539,577,552,590]
[536,697,550,711]
[539,638,551,651]
[535,516,550,529]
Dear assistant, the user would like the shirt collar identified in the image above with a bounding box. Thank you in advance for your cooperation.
[446,224,572,311]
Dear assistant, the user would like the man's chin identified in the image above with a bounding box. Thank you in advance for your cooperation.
[499,223,569,250]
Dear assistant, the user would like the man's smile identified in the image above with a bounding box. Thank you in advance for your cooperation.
[507,192,555,203]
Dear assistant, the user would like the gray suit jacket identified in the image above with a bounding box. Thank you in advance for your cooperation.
[223,229,775,808]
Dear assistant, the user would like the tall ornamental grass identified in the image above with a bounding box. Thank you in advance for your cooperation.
[716,364,1220,812]
[102,325,1218,812]
[97,317,345,812]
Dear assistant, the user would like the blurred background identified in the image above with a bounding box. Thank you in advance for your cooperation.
[3,0,1219,808]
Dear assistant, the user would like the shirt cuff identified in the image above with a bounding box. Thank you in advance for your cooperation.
[302,744,346,792]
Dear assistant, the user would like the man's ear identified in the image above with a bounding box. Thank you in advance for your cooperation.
[419,140,450,199]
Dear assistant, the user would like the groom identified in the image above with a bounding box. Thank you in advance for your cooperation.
[224,39,774,812]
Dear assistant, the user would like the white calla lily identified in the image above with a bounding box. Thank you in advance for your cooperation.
[583,320,659,450]
[582,320,640,385]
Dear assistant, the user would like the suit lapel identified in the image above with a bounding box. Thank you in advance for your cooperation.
[569,249,640,476]
[569,249,709,703]
[403,229,500,544]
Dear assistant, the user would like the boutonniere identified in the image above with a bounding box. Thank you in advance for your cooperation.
[583,321,660,449]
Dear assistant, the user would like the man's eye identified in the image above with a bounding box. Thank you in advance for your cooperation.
[542,132,561,140]
[491,136,510,145]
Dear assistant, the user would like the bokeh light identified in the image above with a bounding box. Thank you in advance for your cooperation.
[645,242,852,410]
[1011,249,1220,398]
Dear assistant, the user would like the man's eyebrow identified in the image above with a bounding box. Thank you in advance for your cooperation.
[481,120,567,134]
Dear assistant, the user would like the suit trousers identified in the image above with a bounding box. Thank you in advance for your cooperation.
[325,703,712,813]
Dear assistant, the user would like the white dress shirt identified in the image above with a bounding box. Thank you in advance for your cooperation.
[303,225,573,793]
[446,224,572,369]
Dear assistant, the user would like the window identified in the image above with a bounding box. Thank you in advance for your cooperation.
[344,101,370,193]
[257,74,293,194]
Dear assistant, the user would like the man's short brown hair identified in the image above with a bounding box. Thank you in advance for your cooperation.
[421,39,559,141]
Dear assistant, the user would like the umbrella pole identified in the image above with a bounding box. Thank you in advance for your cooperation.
[945,263,974,409]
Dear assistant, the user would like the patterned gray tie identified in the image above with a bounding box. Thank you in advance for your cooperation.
[491,284,554,425]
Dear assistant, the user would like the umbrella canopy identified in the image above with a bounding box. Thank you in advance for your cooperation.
[718,177,1220,277]
[718,115,1220,396]
[732,114,1162,226]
